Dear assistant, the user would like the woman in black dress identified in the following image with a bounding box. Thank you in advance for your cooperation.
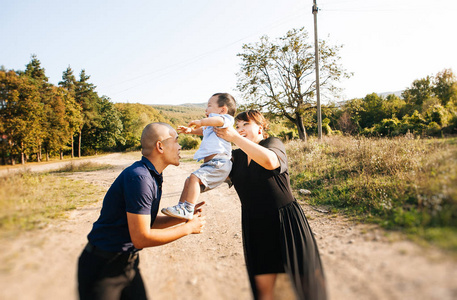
[215,110,326,300]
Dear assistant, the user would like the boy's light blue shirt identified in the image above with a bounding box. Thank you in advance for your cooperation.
[193,113,234,161]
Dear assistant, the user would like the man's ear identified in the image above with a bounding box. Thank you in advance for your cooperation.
[156,141,164,153]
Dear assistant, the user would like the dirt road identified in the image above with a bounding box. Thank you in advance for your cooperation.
[0,153,456,300]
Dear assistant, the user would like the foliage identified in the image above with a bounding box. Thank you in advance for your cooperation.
[178,134,201,150]
[151,104,205,127]
[115,103,167,151]
[1,56,166,164]
[287,136,457,251]
[330,69,457,137]
[0,69,44,164]
[236,27,351,140]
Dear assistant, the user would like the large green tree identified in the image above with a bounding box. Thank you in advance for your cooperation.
[83,96,123,154]
[74,69,101,157]
[23,55,50,161]
[114,103,167,150]
[0,70,43,164]
[433,69,457,107]
[236,27,351,140]
[58,66,82,158]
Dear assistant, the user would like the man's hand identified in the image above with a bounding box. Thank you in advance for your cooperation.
[187,213,206,234]
[177,126,192,134]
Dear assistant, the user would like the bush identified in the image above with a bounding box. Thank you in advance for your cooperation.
[278,130,296,140]
[426,122,442,137]
[179,135,201,150]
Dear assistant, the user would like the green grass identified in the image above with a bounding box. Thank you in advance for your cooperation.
[287,135,457,252]
[0,166,108,237]
[50,161,113,173]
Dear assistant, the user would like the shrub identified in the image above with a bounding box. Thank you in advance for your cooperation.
[426,122,442,137]
[179,135,201,150]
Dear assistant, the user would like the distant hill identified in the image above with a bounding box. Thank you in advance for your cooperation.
[180,102,207,108]
[378,90,403,98]
[150,104,205,126]
[336,90,405,107]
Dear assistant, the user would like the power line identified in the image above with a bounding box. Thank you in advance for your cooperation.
[104,9,309,95]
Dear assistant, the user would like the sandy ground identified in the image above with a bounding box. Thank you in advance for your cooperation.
[0,152,456,300]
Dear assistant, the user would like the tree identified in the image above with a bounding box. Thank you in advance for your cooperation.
[74,69,101,157]
[433,69,457,107]
[24,55,50,162]
[84,96,124,154]
[358,93,388,129]
[24,54,49,85]
[114,103,165,150]
[402,76,433,111]
[59,66,82,158]
[0,70,44,164]
[236,27,351,140]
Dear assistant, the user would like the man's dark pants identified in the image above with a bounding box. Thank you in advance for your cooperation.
[78,244,147,300]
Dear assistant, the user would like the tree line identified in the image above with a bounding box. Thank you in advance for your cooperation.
[320,69,457,137]
[236,27,457,139]
[0,55,165,165]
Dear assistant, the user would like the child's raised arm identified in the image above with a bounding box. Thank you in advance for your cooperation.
[189,116,224,128]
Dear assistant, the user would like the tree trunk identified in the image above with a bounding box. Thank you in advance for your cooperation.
[71,136,74,158]
[1,148,5,165]
[21,142,25,165]
[60,149,63,160]
[78,130,82,158]
[46,150,50,162]
[295,112,308,142]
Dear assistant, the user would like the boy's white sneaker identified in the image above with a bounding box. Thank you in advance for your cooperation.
[161,203,194,220]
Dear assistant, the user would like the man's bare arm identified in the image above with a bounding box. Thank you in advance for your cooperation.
[127,212,205,249]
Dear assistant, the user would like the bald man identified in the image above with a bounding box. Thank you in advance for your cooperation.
[78,122,206,300]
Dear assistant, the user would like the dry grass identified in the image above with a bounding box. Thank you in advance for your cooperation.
[0,167,107,236]
[287,135,457,251]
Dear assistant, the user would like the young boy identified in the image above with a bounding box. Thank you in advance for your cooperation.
[161,93,236,220]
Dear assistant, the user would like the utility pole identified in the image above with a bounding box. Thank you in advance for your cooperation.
[313,0,322,140]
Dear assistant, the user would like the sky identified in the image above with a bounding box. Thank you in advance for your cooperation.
[1,0,456,105]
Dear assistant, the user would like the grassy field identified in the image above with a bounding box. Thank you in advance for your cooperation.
[0,162,110,237]
[287,135,457,252]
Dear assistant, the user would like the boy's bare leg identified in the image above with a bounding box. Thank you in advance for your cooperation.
[161,174,203,220]
[185,174,202,205]
[178,177,190,203]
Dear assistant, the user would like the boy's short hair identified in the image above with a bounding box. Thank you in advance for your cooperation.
[212,93,236,116]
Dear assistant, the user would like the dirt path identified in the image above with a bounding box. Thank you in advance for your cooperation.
[0,153,456,300]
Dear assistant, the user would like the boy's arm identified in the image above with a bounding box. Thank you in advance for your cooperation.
[190,116,224,128]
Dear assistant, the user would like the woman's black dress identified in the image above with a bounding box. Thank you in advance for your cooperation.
[230,137,326,300]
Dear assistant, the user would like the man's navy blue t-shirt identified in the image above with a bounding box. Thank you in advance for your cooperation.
[87,156,163,252]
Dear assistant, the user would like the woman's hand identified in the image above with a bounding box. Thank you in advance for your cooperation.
[214,126,240,142]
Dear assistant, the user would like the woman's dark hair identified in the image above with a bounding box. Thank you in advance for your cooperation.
[212,93,237,116]
[235,110,269,138]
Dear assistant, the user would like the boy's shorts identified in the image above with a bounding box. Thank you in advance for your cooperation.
[192,154,232,192]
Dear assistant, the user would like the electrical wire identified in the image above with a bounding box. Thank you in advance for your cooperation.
[105,8,309,95]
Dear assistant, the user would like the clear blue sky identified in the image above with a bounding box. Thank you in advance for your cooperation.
[2,0,456,105]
